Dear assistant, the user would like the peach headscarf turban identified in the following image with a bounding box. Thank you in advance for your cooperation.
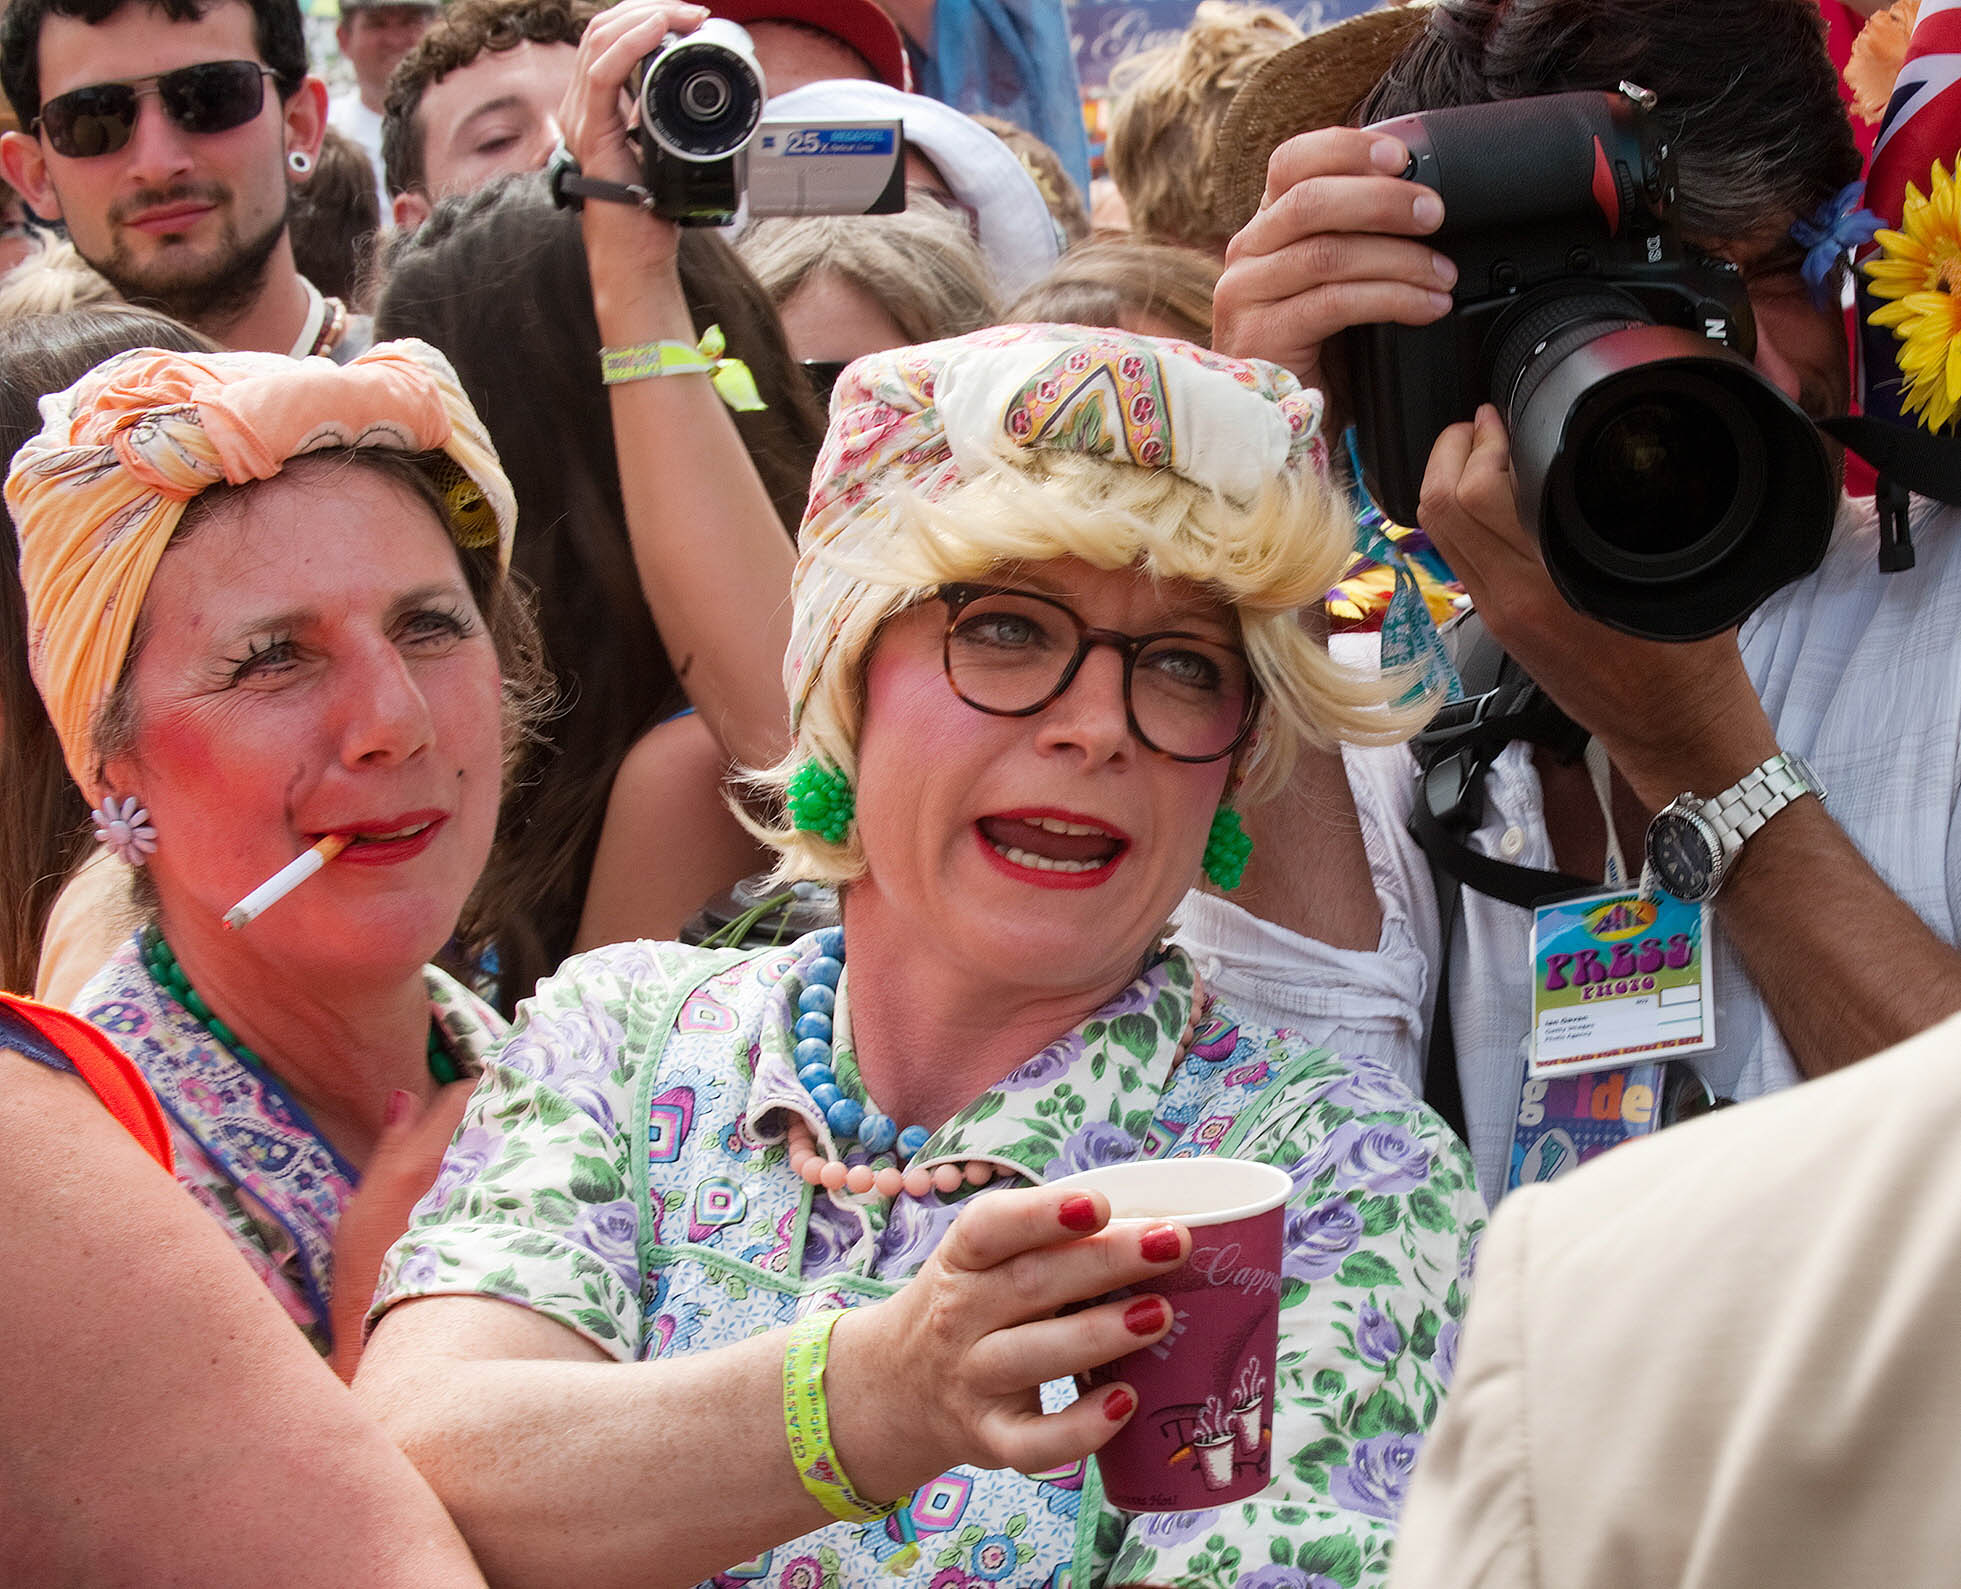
[6,338,516,788]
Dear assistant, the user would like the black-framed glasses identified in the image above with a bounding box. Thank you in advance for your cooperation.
[33,61,277,159]
[938,583,1259,763]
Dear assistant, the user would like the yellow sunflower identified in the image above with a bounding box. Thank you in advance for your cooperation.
[1867,159,1961,433]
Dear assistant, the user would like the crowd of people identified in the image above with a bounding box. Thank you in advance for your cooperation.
[2,0,1960,1584]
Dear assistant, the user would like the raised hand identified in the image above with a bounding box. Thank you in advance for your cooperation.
[1215,126,1456,400]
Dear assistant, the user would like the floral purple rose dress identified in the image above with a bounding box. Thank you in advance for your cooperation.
[372,935,1485,1587]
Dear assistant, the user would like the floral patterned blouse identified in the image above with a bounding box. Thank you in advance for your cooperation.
[75,932,505,1356]
[374,935,1484,1589]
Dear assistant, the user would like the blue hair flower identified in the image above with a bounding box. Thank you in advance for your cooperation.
[1790,180,1883,310]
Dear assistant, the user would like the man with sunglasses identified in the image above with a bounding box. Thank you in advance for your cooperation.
[0,0,368,358]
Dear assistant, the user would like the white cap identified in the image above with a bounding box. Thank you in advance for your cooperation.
[764,79,1063,296]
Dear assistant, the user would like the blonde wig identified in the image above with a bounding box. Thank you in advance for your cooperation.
[753,324,1429,884]
[756,460,1424,884]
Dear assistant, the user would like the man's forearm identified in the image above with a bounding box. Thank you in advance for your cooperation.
[1595,695,1961,1079]
[1713,799,1961,1077]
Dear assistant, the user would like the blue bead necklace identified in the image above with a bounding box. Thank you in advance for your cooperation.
[790,926,930,1159]
[784,927,998,1200]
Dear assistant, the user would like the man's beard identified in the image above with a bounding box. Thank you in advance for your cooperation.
[92,181,288,332]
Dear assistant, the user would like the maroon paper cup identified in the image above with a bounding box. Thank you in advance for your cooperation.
[1052,1157,1292,1513]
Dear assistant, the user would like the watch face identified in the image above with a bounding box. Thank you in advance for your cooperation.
[1649,813,1717,900]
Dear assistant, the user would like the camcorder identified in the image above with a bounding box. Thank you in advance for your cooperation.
[629,19,906,226]
[1342,86,1835,641]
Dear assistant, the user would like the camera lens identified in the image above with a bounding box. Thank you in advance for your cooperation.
[1551,365,1762,585]
[1574,396,1740,558]
[1490,288,1761,584]
[1500,310,1827,638]
[680,67,731,121]
[640,36,763,160]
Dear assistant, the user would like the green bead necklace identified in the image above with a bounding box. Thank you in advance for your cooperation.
[140,928,460,1085]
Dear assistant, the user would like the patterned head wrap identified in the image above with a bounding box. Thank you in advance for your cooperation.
[787,322,1328,732]
[7,338,516,787]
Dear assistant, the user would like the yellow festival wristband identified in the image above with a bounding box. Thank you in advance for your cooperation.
[781,1308,898,1524]
[598,324,766,412]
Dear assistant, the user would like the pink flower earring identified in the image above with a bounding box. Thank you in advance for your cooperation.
[92,795,158,866]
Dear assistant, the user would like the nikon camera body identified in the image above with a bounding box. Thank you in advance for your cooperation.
[1342,88,1833,641]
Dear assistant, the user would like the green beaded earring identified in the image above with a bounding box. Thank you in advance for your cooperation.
[1202,804,1253,891]
[787,758,855,844]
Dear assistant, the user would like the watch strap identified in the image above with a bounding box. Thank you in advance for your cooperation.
[1703,750,1826,856]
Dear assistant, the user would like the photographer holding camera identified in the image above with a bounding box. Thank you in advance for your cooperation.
[1213,0,1961,1202]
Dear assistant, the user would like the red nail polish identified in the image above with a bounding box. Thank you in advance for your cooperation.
[1103,1387,1135,1422]
[1139,1224,1182,1263]
[1058,1193,1099,1232]
[384,1088,414,1128]
[1124,1298,1166,1336]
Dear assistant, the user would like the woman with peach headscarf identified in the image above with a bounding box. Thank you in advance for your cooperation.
[5,337,543,1373]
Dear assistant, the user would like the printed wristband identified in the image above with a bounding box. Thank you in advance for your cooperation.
[598,323,766,412]
[782,1308,898,1523]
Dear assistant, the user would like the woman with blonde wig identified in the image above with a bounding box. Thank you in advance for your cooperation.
[355,309,1483,1586]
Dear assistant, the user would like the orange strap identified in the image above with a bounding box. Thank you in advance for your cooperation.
[0,992,174,1173]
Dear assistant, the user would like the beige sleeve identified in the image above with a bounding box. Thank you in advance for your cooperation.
[1388,1194,1541,1589]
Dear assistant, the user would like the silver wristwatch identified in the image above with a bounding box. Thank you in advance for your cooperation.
[1643,751,1827,902]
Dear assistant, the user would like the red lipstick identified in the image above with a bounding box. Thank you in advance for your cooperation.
[973,808,1129,891]
[312,811,448,866]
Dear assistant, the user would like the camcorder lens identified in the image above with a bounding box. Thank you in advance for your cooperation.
[1575,397,1741,558]
[680,68,731,121]
[642,36,761,159]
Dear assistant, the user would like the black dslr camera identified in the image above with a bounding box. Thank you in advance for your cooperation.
[628,19,905,226]
[1342,87,1834,641]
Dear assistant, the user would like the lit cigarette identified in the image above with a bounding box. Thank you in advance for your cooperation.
[223,834,350,930]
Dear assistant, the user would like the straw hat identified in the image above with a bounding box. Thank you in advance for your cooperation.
[1213,2,1434,238]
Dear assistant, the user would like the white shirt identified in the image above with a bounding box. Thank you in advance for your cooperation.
[326,89,390,216]
[1179,495,1961,1204]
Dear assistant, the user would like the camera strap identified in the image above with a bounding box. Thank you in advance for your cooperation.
[1407,620,1594,1140]
[545,143,655,212]
[1815,412,1961,574]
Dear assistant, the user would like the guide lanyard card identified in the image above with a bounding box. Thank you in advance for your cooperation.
[1528,887,1714,1077]
[1509,1063,1719,1189]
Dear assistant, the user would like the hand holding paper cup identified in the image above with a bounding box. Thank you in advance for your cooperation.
[1051,1157,1292,1512]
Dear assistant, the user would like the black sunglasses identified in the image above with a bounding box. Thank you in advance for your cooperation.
[33,61,277,159]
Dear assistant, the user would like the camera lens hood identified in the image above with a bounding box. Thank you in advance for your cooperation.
[1498,321,1835,639]
[1510,324,1833,640]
